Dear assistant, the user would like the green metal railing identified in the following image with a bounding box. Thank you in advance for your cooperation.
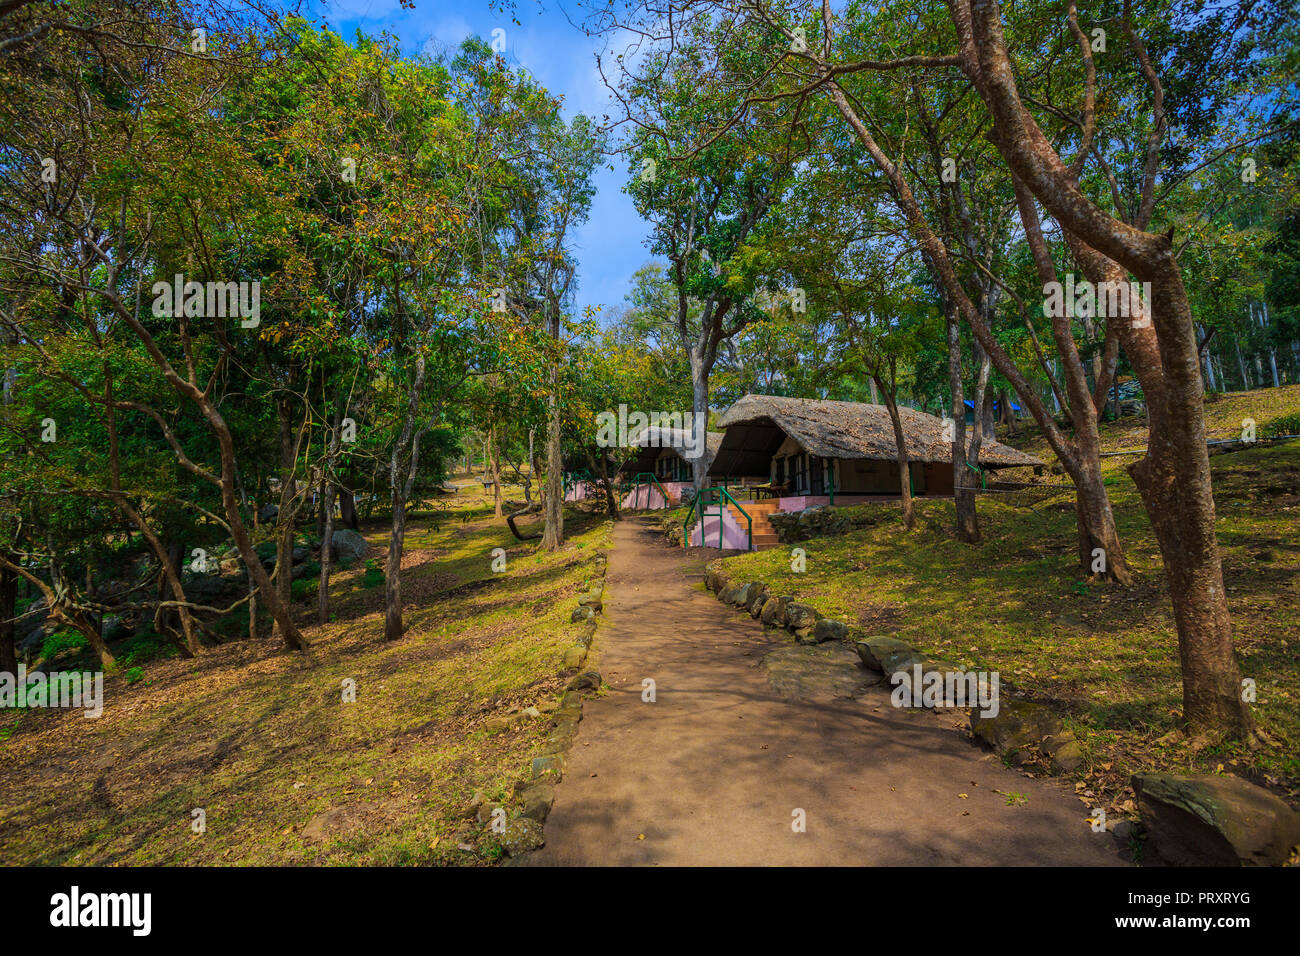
[624,472,671,510]
[681,486,752,552]
[965,461,987,489]
[563,469,593,498]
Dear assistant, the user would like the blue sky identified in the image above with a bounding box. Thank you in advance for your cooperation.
[322,0,650,319]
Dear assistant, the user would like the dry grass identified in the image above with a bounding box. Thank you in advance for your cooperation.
[713,388,1300,813]
[0,491,612,866]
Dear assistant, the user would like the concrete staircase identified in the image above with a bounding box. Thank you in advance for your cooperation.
[725,499,780,551]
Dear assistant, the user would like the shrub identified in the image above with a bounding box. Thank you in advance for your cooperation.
[117,632,169,666]
[1263,412,1300,438]
[41,630,86,663]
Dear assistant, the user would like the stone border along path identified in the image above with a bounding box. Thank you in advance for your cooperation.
[521,516,1128,866]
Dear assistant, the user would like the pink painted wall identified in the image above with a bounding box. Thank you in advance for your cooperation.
[688,506,752,550]
[621,480,689,510]
[564,482,593,502]
[776,494,885,511]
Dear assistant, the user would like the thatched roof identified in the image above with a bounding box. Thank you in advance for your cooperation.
[709,394,1042,476]
[620,426,724,474]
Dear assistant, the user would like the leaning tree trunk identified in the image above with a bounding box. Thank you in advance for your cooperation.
[1015,181,1132,585]
[0,556,117,670]
[961,0,1251,738]
[826,80,1129,584]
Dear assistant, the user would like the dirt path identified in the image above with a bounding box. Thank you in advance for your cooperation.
[525,517,1127,866]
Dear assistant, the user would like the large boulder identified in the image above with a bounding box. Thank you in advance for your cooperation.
[566,670,602,693]
[517,782,556,824]
[497,816,545,857]
[731,582,763,608]
[877,647,931,678]
[187,574,236,604]
[784,602,819,632]
[18,626,46,655]
[330,529,368,566]
[969,700,1063,764]
[767,506,851,543]
[1132,773,1300,867]
[882,654,974,706]
[1043,731,1084,773]
[809,619,847,644]
[760,595,795,627]
[855,636,914,672]
[101,615,131,643]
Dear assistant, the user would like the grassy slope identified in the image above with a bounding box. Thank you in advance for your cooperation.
[712,386,1300,807]
[0,491,611,865]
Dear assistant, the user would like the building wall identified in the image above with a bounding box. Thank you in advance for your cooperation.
[835,458,930,494]
[651,448,694,482]
[924,462,955,496]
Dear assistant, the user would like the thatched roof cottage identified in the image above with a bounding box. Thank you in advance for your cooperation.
[710,394,1042,502]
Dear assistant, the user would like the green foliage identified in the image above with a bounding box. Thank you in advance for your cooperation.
[117,632,171,667]
[1263,412,1300,437]
[41,631,86,664]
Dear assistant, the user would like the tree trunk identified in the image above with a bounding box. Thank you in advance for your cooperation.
[540,394,564,550]
[946,306,979,542]
[339,486,358,530]
[877,367,915,531]
[688,351,711,492]
[587,450,620,519]
[969,342,992,466]
[1235,335,1251,389]
[489,426,503,519]
[385,355,427,641]
[318,477,335,627]
[955,0,1252,736]
[1198,325,1218,392]
[272,399,299,649]
[0,562,16,676]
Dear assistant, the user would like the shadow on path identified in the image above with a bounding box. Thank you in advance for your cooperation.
[524,517,1127,866]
